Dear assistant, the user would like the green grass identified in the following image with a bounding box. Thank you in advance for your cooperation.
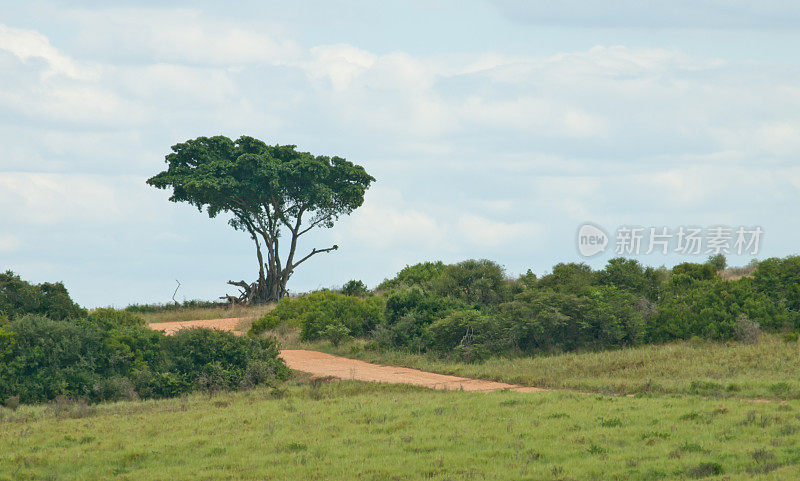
[3,378,800,480]
[290,333,800,400]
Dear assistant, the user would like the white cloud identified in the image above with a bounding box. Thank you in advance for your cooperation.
[0,24,96,79]
[457,214,544,247]
[0,173,158,225]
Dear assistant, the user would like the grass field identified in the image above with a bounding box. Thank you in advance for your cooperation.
[285,333,800,400]
[2,378,800,480]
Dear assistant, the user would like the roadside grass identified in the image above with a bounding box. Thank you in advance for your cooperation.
[3,378,800,480]
[133,304,275,327]
[281,332,800,400]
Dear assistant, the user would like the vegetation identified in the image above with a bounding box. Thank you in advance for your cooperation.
[250,290,383,343]
[146,135,375,304]
[0,271,86,321]
[253,255,800,361]
[0,274,288,405]
[127,302,274,325]
[3,380,800,480]
[309,333,800,400]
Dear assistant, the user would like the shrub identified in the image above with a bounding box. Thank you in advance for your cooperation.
[649,278,794,342]
[734,315,761,344]
[88,307,146,328]
[428,259,509,306]
[341,280,370,297]
[163,328,289,392]
[0,271,86,321]
[500,285,645,353]
[672,262,717,281]
[382,288,469,350]
[319,322,352,346]
[537,263,596,295]
[708,254,727,271]
[752,256,800,311]
[376,261,446,291]
[0,314,289,405]
[426,309,511,361]
[596,258,647,294]
[251,290,384,341]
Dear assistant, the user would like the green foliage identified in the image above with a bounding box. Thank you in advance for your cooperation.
[0,314,289,405]
[124,300,221,314]
[650,277,795,342]
[499,285,645,353]
[0,271,86,321]
[707,253,727,271]
[426,309,510,361]
[752,256,800,311]
[341,279,370,297]
[147,135,375,303]
[429,259,509,306]
[537,262,596,294]
[376,261,446,291]
[672,261,717,281]
[89,308,146,328]
[381,288,470,351]
[319,322,352,346]
[250,290,384,341]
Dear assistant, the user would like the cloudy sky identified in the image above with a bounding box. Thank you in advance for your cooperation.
[2,1,800,307]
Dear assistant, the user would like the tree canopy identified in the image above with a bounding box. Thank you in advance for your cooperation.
[147,135,375,303]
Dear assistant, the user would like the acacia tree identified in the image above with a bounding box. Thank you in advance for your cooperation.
[147,135,375,304]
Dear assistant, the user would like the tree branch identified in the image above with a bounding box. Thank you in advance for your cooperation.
[289,244,338,271]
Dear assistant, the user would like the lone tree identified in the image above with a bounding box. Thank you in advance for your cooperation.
[147,135,375,304]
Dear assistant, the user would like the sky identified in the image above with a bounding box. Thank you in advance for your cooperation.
[1,1,800,307]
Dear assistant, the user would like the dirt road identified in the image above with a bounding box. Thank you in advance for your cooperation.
[148,317,246,336]
[147,318,545,392]
[279,349,546,392]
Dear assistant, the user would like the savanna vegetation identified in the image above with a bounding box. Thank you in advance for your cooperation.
[3,379,800,481]
[0,273,288,405]
[251,255,800,363]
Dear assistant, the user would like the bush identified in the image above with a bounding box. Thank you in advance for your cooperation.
[376,261,446,291]
[752,256,800,311]
[734,315,761,344]
[88,307,146,328]
[428,259,509,306]
[649,278,794,342]
[250,290,384,341]
[382,288,469,350]
[426,309,510,361]
[537,263,596,295]
[0,271,86,321]
[341,280,370,297]
[0,314,289,405]
[163,328,289,392]
[319,322,351,346]
[500,285,645,353]
[672,262,717,281]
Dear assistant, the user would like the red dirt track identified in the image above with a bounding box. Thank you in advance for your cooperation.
[147,318,546,393]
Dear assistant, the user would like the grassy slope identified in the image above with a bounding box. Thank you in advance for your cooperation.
[289,333,800,400]
[2,379,800,480]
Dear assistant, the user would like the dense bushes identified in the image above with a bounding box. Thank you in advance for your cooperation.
[0,271,86,321]
[0,314,289,404]
[0,275,288,405]
[250,290,384,342]
[250,255,800,361]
